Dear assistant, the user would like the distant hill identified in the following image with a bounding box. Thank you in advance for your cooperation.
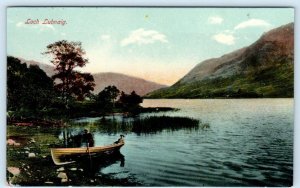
[92,72,167,96]
[19,58,56,77]
[146,23,294,98]
[17,58,166,96]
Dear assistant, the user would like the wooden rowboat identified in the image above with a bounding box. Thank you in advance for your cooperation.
[51,140,124,165]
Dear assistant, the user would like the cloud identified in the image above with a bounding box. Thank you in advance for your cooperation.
[16,22,24,27]
[121,28,168,47]
[211,18,271,45]
[234,19,271,30]
[208,16,223,24]
[212,33,235,45]
[40,24,55,31]
[100,34,111,41]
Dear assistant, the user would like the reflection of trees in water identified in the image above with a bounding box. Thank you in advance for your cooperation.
[95,118,133,134]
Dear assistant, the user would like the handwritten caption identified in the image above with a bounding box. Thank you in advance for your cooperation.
[25,19,67,26]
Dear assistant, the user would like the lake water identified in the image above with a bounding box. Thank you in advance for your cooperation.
[72,99,294,186]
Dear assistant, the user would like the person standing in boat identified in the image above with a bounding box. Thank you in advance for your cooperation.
[82,129,94,147]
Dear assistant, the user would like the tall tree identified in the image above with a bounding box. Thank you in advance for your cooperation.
[96,85,120,114]
[43,40,95,108]
[104,85,120,108]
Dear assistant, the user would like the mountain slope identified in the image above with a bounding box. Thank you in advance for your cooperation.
[18,59,166,96]
[146,23,294,98]
[19,58,56,77]
[92,72,166,96]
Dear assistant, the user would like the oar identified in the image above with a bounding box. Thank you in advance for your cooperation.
[86,143,92,169]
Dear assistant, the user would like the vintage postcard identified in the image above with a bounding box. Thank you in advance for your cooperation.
[7,7,294,186]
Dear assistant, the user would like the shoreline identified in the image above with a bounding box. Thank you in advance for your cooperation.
[7,107,178,127]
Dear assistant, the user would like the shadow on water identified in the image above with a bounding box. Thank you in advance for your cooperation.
[56,151,141,186]
[75,151,125,174]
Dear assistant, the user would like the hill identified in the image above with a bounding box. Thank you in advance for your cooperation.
[146,23,294,98]
[18,58,166,96]
[92,72,166,96]
[19,58,56,77]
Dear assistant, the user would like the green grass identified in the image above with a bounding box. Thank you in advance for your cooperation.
[131,116,200,134]
[72,116,203,134]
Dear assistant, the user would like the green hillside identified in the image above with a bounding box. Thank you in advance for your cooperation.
[146,61,293,98]
[146,23,294,99]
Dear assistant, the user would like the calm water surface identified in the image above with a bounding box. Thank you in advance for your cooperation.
[72,99,294,186]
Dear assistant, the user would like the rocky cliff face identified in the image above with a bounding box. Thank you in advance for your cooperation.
[178,23,294,85]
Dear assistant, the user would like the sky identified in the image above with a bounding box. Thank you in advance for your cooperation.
[7,7,294,85]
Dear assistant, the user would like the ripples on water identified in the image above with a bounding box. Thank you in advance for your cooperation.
[73,99,293,186]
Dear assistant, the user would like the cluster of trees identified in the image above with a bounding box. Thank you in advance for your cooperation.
[7,40,143,120]
[93,87,143,115]
[119,91,143,113]
[94,85,120,114]
[7,57,56,117]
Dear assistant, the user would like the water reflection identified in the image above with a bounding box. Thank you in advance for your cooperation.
[62,151,129,186]
[75,151,125,174]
